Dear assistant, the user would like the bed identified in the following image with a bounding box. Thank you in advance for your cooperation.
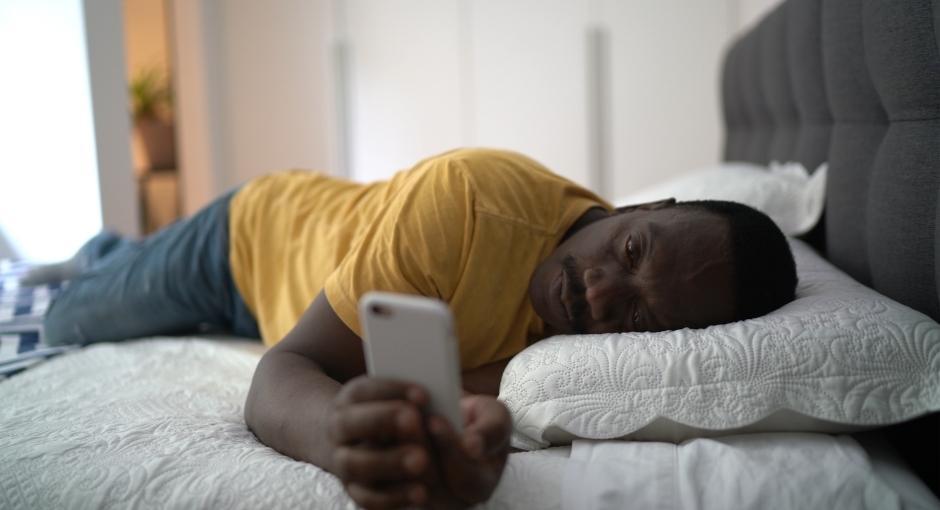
[5,336,938,510]
[2,0,940,508]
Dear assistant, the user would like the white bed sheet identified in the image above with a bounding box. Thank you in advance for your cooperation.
[0,338,570,509]
[0,339,352,509]
[0,338,936,510]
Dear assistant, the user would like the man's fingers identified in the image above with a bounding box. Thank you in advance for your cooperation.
[346,482,427,510]
[461,396,512,458]
[332,444,429,484]
[329,400,422,445]
[427,413,504,506]
[335,376,428,407]
[427,414,463,458]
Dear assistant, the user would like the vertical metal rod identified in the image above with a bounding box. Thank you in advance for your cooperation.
[332,42,352,179]
[331,0,352,179]
[586,26,611,197]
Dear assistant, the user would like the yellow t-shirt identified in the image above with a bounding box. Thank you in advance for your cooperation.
[228,148,609,369]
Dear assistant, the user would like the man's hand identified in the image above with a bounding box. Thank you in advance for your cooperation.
[426,395,512,508]
[329,376,434,509]
[329,377,512,509]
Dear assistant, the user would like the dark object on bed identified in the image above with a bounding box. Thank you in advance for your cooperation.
[721,0,940,495]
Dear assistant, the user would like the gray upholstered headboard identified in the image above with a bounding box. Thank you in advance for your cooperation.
[723,0,940,318]
[721,0,940,493]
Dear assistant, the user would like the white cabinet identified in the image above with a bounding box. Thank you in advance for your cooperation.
[342,0,595,187]
[467,0,594,188]
[343,0,464,182]
[340,0,734,198]
[598,0,732,197]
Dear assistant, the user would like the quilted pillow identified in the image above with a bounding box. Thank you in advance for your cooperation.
[614,162,827,236]
[499,239,940,450]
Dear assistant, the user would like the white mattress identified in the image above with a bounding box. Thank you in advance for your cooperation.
[0,338,937,510]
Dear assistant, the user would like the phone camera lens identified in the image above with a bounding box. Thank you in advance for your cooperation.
[370,304,392,317]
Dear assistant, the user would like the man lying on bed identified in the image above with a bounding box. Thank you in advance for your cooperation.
[37,148,797,509]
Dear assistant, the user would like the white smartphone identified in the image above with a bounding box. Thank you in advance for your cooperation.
[359,291,463,433]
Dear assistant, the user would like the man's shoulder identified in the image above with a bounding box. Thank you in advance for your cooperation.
[429,149,598,232]
[399,147,605,236]
[431,148,551,178]
[410,148,552,182]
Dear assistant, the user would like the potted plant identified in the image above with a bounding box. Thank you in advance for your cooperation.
[130,67,176,171]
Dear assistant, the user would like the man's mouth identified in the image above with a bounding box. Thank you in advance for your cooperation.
[560,255,587,334]
[548,270,572,334]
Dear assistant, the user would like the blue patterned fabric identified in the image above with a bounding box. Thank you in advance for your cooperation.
[0,260,76,378]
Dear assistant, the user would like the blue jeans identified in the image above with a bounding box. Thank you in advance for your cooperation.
[43,191,260,346]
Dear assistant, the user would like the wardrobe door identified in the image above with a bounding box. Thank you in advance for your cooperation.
[601,0,734,199]
[343,0,464,182]
[467,0,593,188]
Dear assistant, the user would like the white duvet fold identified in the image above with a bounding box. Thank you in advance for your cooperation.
[561,433,911,510]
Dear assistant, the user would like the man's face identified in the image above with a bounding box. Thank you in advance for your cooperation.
[529,206,736,335]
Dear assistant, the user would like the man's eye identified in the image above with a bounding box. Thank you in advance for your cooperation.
[625,236,637,266]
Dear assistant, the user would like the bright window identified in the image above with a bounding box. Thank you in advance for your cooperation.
[0,0,102,262]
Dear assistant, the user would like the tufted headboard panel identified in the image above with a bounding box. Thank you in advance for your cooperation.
[722,0,940,492]
[722,0,940,321]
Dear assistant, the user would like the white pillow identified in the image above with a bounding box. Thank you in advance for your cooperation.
[615,162,827,236]
[499,239,940,450]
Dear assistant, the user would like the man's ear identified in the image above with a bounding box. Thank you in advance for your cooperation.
[614,197,677,214]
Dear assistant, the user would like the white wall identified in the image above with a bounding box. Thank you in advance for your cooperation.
[171,0,337,214]
[734,0,785,33]
[83,0,140,239]
[169,0,222,216]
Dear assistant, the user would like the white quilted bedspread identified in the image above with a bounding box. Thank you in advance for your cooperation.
[0,339,568,510]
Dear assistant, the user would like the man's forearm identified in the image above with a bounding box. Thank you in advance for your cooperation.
[244,349,342,470]
[461,358,511,396]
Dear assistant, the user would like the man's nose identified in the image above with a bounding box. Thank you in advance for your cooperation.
[583,266,624,321]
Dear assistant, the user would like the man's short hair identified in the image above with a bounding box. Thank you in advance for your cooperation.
[674,200,798,321]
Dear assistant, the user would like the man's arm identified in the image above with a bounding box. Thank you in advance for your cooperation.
[246,291,439,508]
[244,291,370,468]
[244,291,509,463]
[462,358,511,396]
[244,290,512,509]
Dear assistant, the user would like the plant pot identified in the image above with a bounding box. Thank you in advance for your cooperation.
[135,116,177,171]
